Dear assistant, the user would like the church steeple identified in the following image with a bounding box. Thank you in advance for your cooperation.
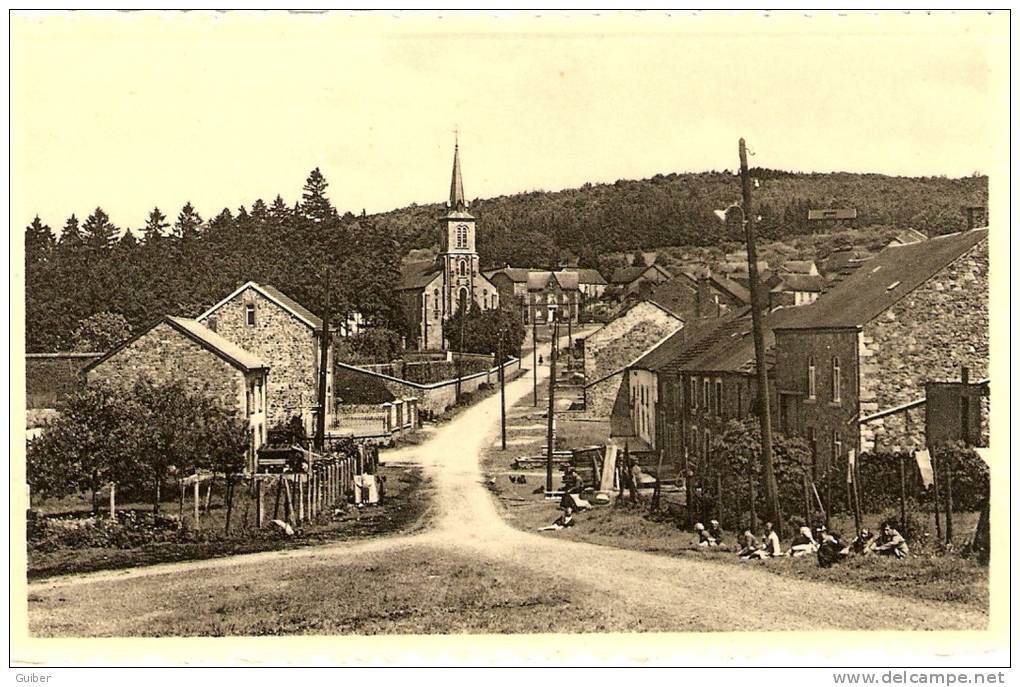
[448,135,466,211]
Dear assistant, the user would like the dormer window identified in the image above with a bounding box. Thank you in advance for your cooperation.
[245,304,256,327]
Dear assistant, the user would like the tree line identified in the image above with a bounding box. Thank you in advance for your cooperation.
[24,167,988,352]
[24,169,404,352]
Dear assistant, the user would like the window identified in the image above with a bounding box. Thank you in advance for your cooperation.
[245,303,256,327]
[456,224,468,248]
[807,356,816,400]
[433,289,440,317]
[703,379,710,413]
[459,259,467,277]
[832,430,842,469]
[246,383,254,416]
[704,429,712,459]
[831,356,841,403]
[690,377,698,410]
[715,380,723,418]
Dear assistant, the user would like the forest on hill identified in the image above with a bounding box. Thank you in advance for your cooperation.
[375,169,988,269]
[24,167,987,352]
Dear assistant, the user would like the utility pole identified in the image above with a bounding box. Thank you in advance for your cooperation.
[532,316,538,407]
[738,137,782,533]
[314,268,332,451]
[498,329,507,451]
[567,311,573,372]
[546,318,559,493]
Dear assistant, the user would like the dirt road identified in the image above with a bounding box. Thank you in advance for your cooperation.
[27,339,986,634]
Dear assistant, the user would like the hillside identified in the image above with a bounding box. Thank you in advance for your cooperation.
[371,169,988,269]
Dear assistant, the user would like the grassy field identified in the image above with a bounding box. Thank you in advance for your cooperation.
[483,385,990,614]
[27,463,432,580]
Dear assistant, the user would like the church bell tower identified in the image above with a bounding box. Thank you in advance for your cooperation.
[438,137,479,316]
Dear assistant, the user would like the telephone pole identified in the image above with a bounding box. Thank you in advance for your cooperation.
[532,316,538,406]
[314,268,332,451]
[738,137,782,533]
[545,317,559,493]
[498,329,507,451]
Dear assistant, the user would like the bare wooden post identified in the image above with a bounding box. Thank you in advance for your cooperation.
[204,477,213,514]
[297,473,305,523]
[256,478,264,527]
[282,477,293,524]
[748,454,758,532]
[652,449,664,511]
[193,476,201,528]
[109,482,116,519]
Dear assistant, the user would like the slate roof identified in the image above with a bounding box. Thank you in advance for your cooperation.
[609,264,670,284]
[709,273,751,304]
[397,259,441,291]
[85,316,268,374]
[780,260,818,275]
[573,268,608,285]
[486,267,531,283]
[773,273,827,293]
[776,229,988,330]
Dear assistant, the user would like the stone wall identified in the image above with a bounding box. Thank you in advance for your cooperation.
[859,239,988,453]
[200,286,322,428]
[337,357,523,417]
[86,321,247,416]
[584,370,624,425]
[584,301,682,383]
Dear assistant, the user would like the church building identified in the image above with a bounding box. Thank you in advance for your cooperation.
[396,142,500,350]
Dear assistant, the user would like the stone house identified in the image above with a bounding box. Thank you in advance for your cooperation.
[581,300,683,423]
[84,316,269,470]
[525,270,581,324]
[772,227,988,464]
[197,281,332,431]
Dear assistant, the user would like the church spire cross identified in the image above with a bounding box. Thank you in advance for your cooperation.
[449,133,466,210]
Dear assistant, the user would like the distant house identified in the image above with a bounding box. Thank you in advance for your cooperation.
[770,273,827,308]
[525,270,581,324]
[573,268,609,301]
[608,264,672,299]
[807,208,858,229]
[84,316,269,470]
[779,259,820,276]
[197,281,332,430]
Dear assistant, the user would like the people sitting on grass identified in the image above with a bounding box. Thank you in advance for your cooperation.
[788,522,820,558]
[694,522,719,547]
[851,528,875,555]
[707,519,725,546]
[538,505,575,531]
[737,529,760,559]
[558,467,591,511]
[816,527,850,568]
[739,522,782,560]
[870,522,910,558]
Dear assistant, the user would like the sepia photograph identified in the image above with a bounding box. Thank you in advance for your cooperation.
[8,8,1011,673]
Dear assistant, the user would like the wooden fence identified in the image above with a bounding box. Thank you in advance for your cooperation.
[251,442,380,527]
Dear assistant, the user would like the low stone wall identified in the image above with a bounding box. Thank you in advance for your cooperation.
[336,357,523,417]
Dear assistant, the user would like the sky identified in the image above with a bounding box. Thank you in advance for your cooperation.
[9,11,1009,234]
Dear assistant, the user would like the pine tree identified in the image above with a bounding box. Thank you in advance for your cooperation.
[142,207,169,244]
[82,207,119,250]
[250,198,269,222]
[57,214,84,252]
[174,202,203,240]
[300,168,338,226]
[25,216,55,263]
